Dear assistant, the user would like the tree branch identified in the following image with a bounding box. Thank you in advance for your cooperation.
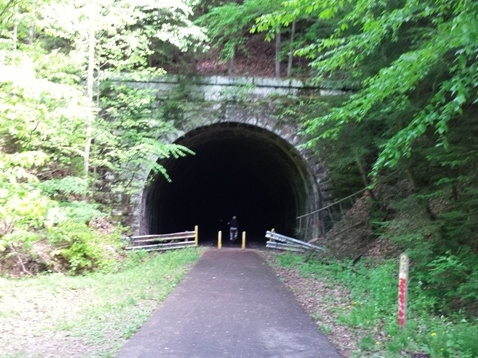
[0,0,17,22]
[9,244,34,276]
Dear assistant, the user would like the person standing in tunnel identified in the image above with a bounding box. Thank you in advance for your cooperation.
[228,216,239,241]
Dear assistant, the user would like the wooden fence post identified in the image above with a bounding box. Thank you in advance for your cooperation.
[398,253,409,328]
[194,225,198,246]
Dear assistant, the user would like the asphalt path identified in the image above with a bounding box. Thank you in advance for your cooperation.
[116,247,342,358]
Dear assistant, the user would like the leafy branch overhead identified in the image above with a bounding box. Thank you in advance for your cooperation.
[254,0,478,175]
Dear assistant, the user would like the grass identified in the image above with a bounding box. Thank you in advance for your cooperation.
[273,252,478,358]
[0,247,204,358]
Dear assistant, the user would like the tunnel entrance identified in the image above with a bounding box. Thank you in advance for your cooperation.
[142,122,318,245]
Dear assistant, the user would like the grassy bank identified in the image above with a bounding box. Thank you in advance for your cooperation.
[265,252,478,358]
[0,247,204,358]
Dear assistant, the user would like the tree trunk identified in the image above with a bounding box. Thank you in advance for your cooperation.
[355,156,377,201]
[275,27,281,78]
[13,18,17,50]
[84,15,95,182]
[29,0,36,44]
[404,166,418,192]
[227,45,235,75]
[405,165,437,220]
[12,4,18,50]
[287,21,296,77]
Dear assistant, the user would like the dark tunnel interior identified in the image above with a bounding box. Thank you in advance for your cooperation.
[143,123,315,245]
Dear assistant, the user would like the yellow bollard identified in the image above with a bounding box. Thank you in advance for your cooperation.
[194,225,199,246]
[218,231,222,249]
[241,231,246,250]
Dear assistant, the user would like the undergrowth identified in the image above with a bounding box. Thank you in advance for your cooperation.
[276,253,478,358]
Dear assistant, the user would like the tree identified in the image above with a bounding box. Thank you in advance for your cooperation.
[0,52,113,273]
[196,0,285,76]
[96,82,193,194]
[255,0,478,312]
[0,0,208,273]
[257,0,478,173]
[36,0,208,184]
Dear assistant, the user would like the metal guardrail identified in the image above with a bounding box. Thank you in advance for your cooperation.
[265,230,326,253]
[125,226,198,252]
[296,187,368,241]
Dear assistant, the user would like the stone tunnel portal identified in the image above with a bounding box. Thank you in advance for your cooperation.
[143,123,318,245]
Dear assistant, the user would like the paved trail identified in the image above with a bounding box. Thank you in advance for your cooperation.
[117,248,342,358]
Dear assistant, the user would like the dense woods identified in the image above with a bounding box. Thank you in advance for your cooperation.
[1,0,477,331]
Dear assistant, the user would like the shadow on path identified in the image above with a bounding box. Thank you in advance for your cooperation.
[117,248,342,358]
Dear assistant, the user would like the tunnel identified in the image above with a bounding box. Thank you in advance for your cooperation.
[142,122,318,245]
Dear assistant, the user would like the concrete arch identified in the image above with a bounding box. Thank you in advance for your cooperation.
[114,75,341,242]
[139,121,320,244]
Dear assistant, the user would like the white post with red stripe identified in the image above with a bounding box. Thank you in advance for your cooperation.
[398,254,409,328]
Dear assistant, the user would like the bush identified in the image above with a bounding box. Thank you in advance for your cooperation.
[48,220,120,273]
[274,252,478,357]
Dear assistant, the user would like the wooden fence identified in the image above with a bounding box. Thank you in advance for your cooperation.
[265,230,325,253]
[125,226,198,252]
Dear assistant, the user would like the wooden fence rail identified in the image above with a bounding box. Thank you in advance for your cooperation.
[125,226,198,252]
[265,230,326,253]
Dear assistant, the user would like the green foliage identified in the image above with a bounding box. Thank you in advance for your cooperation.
[256,0,478,175]
[375,192,478,314]
[275,252,478,357]
[0,151,54,251]
[425,251,478,312]
[39,0,208,71]
[0,150,117,273]
[44,216,122,274]
[411,317,478,358]
[0,0,210,277]
[60,201,103,224]
[40,177,90,199]
[277,95,367,198]
[0,53,89,165]
[251,0,478,207]
[0,49,117,274]
[48,221,102,273]
[196,0,281,61]
[97,83,194,193]
[249,0,478,321]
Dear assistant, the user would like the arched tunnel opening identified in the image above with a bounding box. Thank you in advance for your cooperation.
[142,122,318,245]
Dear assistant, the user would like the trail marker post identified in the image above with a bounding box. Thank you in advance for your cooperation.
[398,253,409,328]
